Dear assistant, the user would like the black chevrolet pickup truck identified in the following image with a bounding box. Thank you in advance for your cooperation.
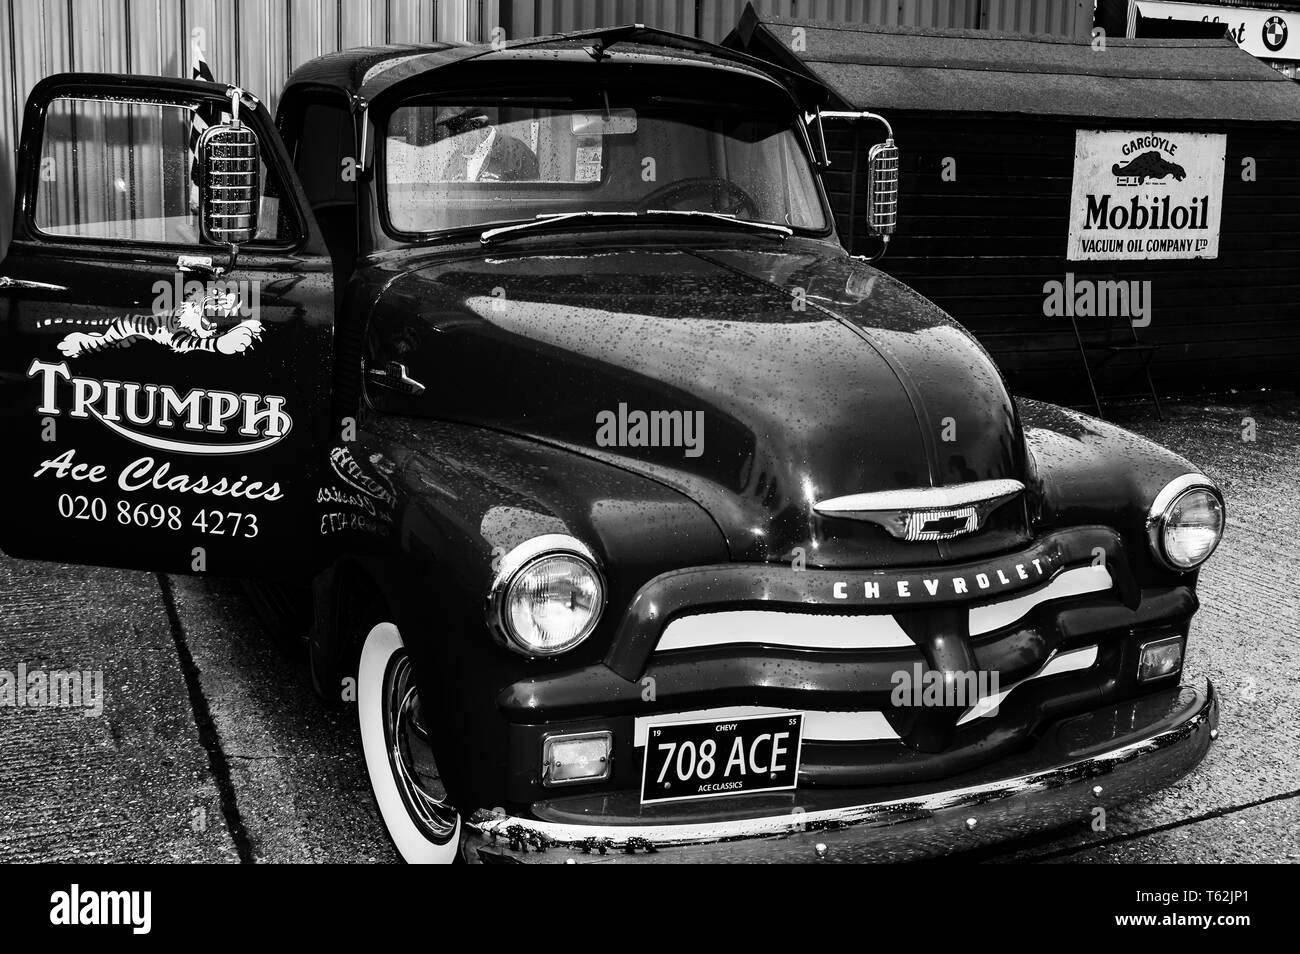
[0,26,1224,863]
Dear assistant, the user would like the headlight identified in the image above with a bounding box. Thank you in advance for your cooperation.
[487,534,605,656]
[1146,475,1224,571]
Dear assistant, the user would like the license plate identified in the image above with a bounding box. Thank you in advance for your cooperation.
[640,712,803,804]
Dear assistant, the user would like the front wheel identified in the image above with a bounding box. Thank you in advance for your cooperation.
[357,622,462,863]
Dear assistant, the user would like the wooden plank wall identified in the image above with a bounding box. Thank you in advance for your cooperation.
[825,113,1300,401]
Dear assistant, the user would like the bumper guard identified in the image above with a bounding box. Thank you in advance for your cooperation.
[463,680,1217,863]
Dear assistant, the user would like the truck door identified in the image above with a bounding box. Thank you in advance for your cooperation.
[0,74,334,580]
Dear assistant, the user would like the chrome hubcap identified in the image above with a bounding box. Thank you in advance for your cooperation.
[383,652,457,842]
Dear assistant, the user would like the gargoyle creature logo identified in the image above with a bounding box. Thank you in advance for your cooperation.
[1112,151,1187,186]
[56,287,262,359]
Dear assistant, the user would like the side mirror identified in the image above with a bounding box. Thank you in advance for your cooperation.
[198,122,260,246]
[866,138,898,236]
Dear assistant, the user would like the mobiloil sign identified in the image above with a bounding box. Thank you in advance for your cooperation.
[1067,130,1227,261]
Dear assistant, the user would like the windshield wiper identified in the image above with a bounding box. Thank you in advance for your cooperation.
[480,211,637,245]
[643,209,792,239]
[480,209,792,245]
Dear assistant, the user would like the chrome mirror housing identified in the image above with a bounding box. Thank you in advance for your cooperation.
[197,101,260,247]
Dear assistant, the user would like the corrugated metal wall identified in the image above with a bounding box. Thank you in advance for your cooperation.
[0,0,493,257]
[500,0,987,38]
[497,0,1090,42]
[1,0,1091,257]
[981,0,1091,35]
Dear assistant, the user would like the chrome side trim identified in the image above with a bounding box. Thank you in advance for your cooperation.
[656,609,913,653]
[0,276,67,292]
[813,479,1024,541]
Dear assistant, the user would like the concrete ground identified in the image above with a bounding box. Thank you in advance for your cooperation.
[1,394,1296,864]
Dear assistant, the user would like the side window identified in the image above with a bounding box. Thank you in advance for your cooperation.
[34,96,298,245]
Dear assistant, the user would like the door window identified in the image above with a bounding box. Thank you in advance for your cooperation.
[34,97,296,244]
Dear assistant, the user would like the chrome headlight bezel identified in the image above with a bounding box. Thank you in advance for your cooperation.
[1145,474,1225,572]
[485,534,606,657]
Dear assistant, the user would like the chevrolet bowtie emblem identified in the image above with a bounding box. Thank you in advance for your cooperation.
[914,510,976,538]
[813,479,1024,542]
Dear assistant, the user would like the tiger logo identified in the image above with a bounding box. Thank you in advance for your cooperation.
[56,289,263,359]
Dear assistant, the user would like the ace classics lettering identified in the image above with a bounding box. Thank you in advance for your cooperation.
[34,449,284,502]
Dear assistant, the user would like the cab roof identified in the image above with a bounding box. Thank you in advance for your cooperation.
[282,25,831,107]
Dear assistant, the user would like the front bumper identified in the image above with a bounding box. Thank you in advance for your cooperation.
[463,680,1217,863]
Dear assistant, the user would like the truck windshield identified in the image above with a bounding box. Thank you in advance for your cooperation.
[382,97,828,237]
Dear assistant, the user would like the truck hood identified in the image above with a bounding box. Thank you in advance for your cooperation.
[366,239,1030,567]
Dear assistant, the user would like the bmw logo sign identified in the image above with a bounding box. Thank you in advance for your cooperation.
[1263,15,1288,53]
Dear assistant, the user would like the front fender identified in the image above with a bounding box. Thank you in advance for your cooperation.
[1017,398,1211,586]
[317,415,728,810]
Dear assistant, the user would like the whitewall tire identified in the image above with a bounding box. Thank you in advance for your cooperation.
[358,622,462,863]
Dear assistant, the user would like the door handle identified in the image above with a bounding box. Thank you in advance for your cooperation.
[176,255,218,277]
[366,361,426,397]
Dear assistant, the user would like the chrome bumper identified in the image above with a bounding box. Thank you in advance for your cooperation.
[463,681,1217,863]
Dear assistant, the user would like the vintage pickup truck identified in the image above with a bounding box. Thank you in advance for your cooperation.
[0,26,1224,863]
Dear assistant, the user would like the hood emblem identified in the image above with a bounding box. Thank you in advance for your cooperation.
[814,479,1024,542]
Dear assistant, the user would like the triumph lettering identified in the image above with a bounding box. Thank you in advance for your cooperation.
[26,359,292,453]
